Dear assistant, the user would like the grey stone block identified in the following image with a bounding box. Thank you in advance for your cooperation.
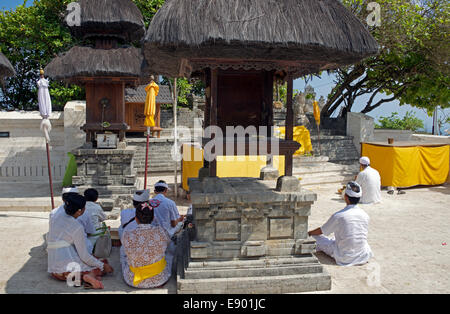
[259,166,279,180]
[276,176,300,192]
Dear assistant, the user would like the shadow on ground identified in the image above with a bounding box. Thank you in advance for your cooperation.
[5,241,177,294]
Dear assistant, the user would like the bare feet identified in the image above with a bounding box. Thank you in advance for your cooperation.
[82,273,104,289]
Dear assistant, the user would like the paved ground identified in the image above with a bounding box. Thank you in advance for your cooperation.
[0,182,449,294]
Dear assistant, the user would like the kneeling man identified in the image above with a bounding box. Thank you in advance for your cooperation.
[308,181,373,266]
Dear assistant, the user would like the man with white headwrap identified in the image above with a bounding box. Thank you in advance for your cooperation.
[356,156,381,204]
[308,181,373,266]
[48,186,96,254]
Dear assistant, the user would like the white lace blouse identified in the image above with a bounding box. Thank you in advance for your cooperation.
[47,207,104,274]
[121,224,171,288]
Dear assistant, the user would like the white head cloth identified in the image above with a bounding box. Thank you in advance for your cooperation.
[345,181,362,198]
[62,187,79,194]
[133,189,150,202]
[359,157,370,166]
[155,181,170,190]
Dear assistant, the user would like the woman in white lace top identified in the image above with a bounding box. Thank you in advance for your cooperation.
[121,201,172,288]
[47,194,113,289]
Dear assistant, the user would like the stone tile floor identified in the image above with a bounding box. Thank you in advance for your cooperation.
[0,182,449,294]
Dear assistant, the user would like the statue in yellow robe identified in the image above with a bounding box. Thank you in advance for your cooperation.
[144,77,159,128]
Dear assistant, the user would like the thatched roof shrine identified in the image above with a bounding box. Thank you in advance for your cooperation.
[69,0,145,42]
[144,0,379,78]
[44,46,144,82]
[0,51,15,81]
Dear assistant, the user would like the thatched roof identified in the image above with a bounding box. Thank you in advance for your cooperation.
[44,46,143,81]
[144,0,379,78]
[69,0,145,42]
[0,51,15,81]
[125,85,173,104]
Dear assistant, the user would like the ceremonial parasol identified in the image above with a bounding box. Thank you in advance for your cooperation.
[313,100,322,155]
[37,69,55,208]
[143,76,159,189]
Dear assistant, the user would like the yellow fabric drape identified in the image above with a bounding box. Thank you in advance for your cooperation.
[129,257,166,286]
[313,101,321,126]
[144,81,159,127]
[275,126,313,155]
[361,143,450,188]
[181,144,285,191]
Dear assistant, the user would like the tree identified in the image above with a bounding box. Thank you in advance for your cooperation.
[322,0,449,118]
[0,0,84,110]
[375,111,424,131]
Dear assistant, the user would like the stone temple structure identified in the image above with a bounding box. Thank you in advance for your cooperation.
[144,0,378,293]
[45,0,146,200]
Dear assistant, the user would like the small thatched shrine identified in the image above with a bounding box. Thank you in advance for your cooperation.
[45,0,147,201]
[45,0,146,144]
[0,51,15,83]
[144,0,378,294]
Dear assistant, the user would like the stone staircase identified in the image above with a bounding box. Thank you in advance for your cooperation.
[310,132,360,165]
[293,156,359,187]
[126,136,181,175]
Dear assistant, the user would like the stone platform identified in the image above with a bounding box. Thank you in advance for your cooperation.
[176,177,331,294]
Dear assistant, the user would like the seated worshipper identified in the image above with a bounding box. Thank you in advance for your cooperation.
[119,189,151,263]
[53,187,96,253]
[356,157,382,204]
[151,181,185,271]
[152,180,184,235]
[308,181,373,266]
[84,188,108,248]
[47,193,113,289]
[121,202,172,288]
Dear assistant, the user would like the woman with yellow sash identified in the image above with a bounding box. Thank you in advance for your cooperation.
[121,202,172,288]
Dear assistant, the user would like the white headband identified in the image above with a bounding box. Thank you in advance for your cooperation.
[345,182,362,198]
[155,182,170,190]
[133,189,150,202]
[62,187,79,194]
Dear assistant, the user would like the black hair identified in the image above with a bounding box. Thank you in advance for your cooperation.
[62,192,78,203]
[154,180,168,193]
[84,188,99,202]
[347,196,360,205]
[135,202,154,224]
[64,194,87,216]
[133,200,145,208]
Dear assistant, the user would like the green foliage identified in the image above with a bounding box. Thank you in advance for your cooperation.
[132,0,165,28]
[323,0,449,117]
[160,77,205,109]
[0,0,83,110]
[375,111,424,131]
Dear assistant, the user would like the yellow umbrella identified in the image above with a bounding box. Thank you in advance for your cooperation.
[313,100,321,126]
[144,80,159,127]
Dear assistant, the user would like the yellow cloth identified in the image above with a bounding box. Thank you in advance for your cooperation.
[275,126,313,155]
[361,143,450,188]
[313,101,321,126]
[144,81,159,127]
[181,144,285,191]
[129,257,166,286]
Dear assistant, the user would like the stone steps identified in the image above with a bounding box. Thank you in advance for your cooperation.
[293,156,359,186]
[184,263,324,280]
[178,271,331,294]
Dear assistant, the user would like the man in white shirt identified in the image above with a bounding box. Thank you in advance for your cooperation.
[308,181,373,266]
[51,186,96,253]
[356,156,382,204]
[152,181,184,235]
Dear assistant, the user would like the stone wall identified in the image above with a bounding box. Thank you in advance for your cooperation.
[0,111,66,182]
[346,112,375,155]
[373,129,414,143]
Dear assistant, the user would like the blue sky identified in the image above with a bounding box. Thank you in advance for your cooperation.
[2,1,448,134]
